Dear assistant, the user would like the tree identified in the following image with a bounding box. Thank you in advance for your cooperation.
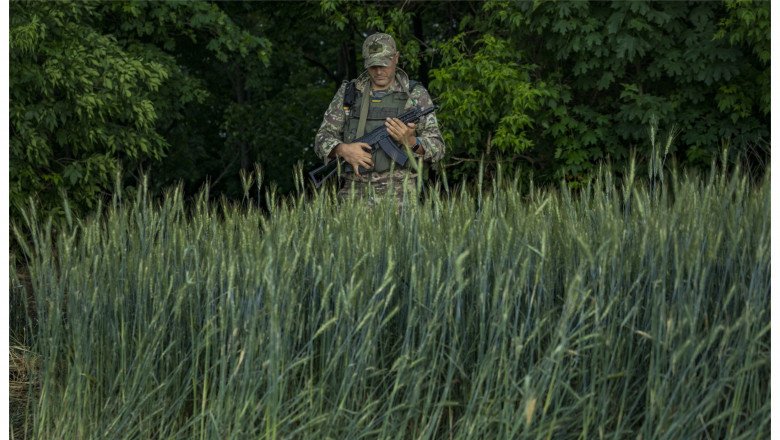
[427,0,770,183]
[429,33,549,179]
[11,0,769,215]
[10,1,169,217]
[9,0,270,219]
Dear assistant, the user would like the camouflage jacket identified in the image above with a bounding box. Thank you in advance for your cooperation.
[314,69,446,166]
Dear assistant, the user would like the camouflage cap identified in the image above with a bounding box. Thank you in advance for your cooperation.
[362,33,397,68]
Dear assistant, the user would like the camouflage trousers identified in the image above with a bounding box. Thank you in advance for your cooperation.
[337,170,421,208]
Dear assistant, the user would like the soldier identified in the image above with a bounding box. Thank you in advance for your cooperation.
[314,33,446,205]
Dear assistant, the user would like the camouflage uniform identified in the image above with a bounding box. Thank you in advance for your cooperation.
[314,33,446,205]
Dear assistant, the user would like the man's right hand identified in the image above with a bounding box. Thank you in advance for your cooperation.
[333,142,373,176]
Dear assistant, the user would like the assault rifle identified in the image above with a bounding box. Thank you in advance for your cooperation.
[308,105,437,188]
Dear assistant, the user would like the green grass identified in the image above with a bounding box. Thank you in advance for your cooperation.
[12,164,769,439]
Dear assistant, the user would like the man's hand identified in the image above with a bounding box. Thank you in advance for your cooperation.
[385,118,417,149]
[334,142,373,176]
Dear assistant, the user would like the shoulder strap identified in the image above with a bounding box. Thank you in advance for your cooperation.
[356,87,371,137]
[408,80,419,94]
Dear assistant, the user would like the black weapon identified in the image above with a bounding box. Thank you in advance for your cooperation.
[308,105,437,188]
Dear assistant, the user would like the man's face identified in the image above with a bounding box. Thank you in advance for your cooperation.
[367,52,399,90]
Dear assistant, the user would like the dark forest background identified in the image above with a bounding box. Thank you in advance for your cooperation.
[9,0,769,221]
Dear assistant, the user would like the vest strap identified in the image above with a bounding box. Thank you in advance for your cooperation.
[356,88,371,138]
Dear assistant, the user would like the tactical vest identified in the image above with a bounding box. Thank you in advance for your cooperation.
[343,81,417,173]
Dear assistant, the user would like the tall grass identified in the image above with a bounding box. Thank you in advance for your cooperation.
[13,164,769,439]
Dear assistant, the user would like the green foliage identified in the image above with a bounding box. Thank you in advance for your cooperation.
[9,0,271,221]
[430,34,547,160]
[715,0,770,117]
[200,2,333,196]
[426,0,769,181]
[10,1,169,216]
[9,0,770,218]
[99,1,272,196]
[319,0,421,71]
[716,0,770,65]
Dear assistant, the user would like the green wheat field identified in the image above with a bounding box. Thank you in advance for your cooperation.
[11,164,769,439]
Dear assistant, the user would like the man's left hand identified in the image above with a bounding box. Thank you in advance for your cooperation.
[385,118,417,149]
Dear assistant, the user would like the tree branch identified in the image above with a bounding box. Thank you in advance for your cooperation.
[442,154,538,168]
[302,52,339,85]
[209,153,240,190]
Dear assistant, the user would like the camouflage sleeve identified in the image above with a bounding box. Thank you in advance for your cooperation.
[314,82,348,161]
[408,85,446,163]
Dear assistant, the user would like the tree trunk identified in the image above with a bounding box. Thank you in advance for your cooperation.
[337,23,359,84]
[413,11,428,86]
[233,66,250,171]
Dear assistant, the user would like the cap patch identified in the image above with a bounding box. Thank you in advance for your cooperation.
[369,42,383,55]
